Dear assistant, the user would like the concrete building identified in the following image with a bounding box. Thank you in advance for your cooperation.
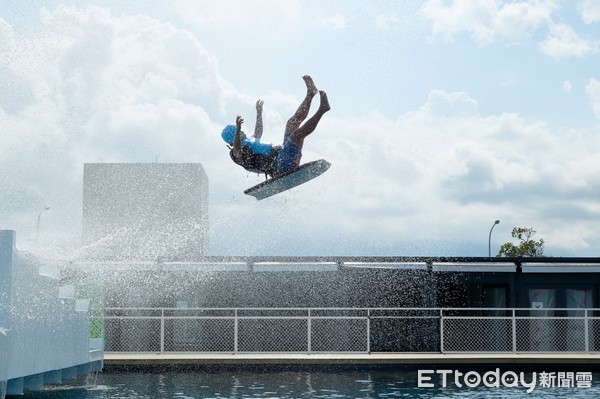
[82,163,209,261]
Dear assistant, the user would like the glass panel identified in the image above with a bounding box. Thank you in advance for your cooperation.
[483,287,507,308]
[528,288,556,315]
[566,288,594,313]
[565,288,594,351]
[527,288,556,351]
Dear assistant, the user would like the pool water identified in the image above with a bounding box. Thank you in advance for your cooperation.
[17,370,600,398]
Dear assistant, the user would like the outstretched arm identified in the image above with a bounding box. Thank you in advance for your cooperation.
[233,115,244,159]
[253,99,264,139]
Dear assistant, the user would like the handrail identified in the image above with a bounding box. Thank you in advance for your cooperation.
[103,306,600,355]
[76,255,600,263]
[104,306,600,312]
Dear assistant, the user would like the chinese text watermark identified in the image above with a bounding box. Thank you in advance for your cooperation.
[418,369,592,394]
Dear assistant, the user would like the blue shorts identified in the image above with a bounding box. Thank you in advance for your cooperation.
[276,138,302,174]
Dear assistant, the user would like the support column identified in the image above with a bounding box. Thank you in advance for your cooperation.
[0,231,15,328]
[0,231,15,392]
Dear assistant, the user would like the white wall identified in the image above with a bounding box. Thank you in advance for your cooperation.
[82,163,209,261]
[0,230,101,396]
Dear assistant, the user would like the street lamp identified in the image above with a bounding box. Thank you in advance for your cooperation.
[488,220,500,257]
[37,206,50,243]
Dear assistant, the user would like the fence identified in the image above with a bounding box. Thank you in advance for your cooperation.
[104,307,600,354]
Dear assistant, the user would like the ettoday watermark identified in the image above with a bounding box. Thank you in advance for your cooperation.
[418,369,593,394]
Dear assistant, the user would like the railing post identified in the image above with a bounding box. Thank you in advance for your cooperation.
[366,309,370,354]
[439,309,444,353]
[585,308,590,353]
[512,309,517,353]
[234,309,238,353]
[307,309,312,354]
[160,309,165,353]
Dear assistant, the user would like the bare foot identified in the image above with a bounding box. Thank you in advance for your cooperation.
[319,91,331,112]
[303,75,318,97]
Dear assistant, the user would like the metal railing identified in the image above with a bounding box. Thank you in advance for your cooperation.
[104,307,600,354]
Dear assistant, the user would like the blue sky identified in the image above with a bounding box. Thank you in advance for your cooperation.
[1,1,600,257]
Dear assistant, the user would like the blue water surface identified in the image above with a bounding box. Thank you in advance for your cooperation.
[18,370,600,399]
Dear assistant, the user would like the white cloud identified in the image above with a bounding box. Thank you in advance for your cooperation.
[375,14,404,31]
[579,0,600,24]
[419,0,598,60]
[421,90,479,117]
[539,22,592,58]
[419,0,497,44]
[586,78,600,119]
[315,13,347,30]
[562,80,572,92]
[170,0,302,31]
[419,0,556,45]
[285,89,600,255]
[493,0,555,42]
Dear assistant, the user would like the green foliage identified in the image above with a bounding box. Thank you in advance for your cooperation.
[77,280,105,339]
[497,227,545,257]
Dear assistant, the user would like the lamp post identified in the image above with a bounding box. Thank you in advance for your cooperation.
[37,206,50,243]
[488,220,500,257]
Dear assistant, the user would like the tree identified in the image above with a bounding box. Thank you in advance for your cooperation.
[497,227,545,257]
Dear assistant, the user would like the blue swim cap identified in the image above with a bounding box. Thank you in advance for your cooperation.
[221,125,236,144]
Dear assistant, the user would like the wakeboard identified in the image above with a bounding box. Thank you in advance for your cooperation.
[244,159,331,200]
